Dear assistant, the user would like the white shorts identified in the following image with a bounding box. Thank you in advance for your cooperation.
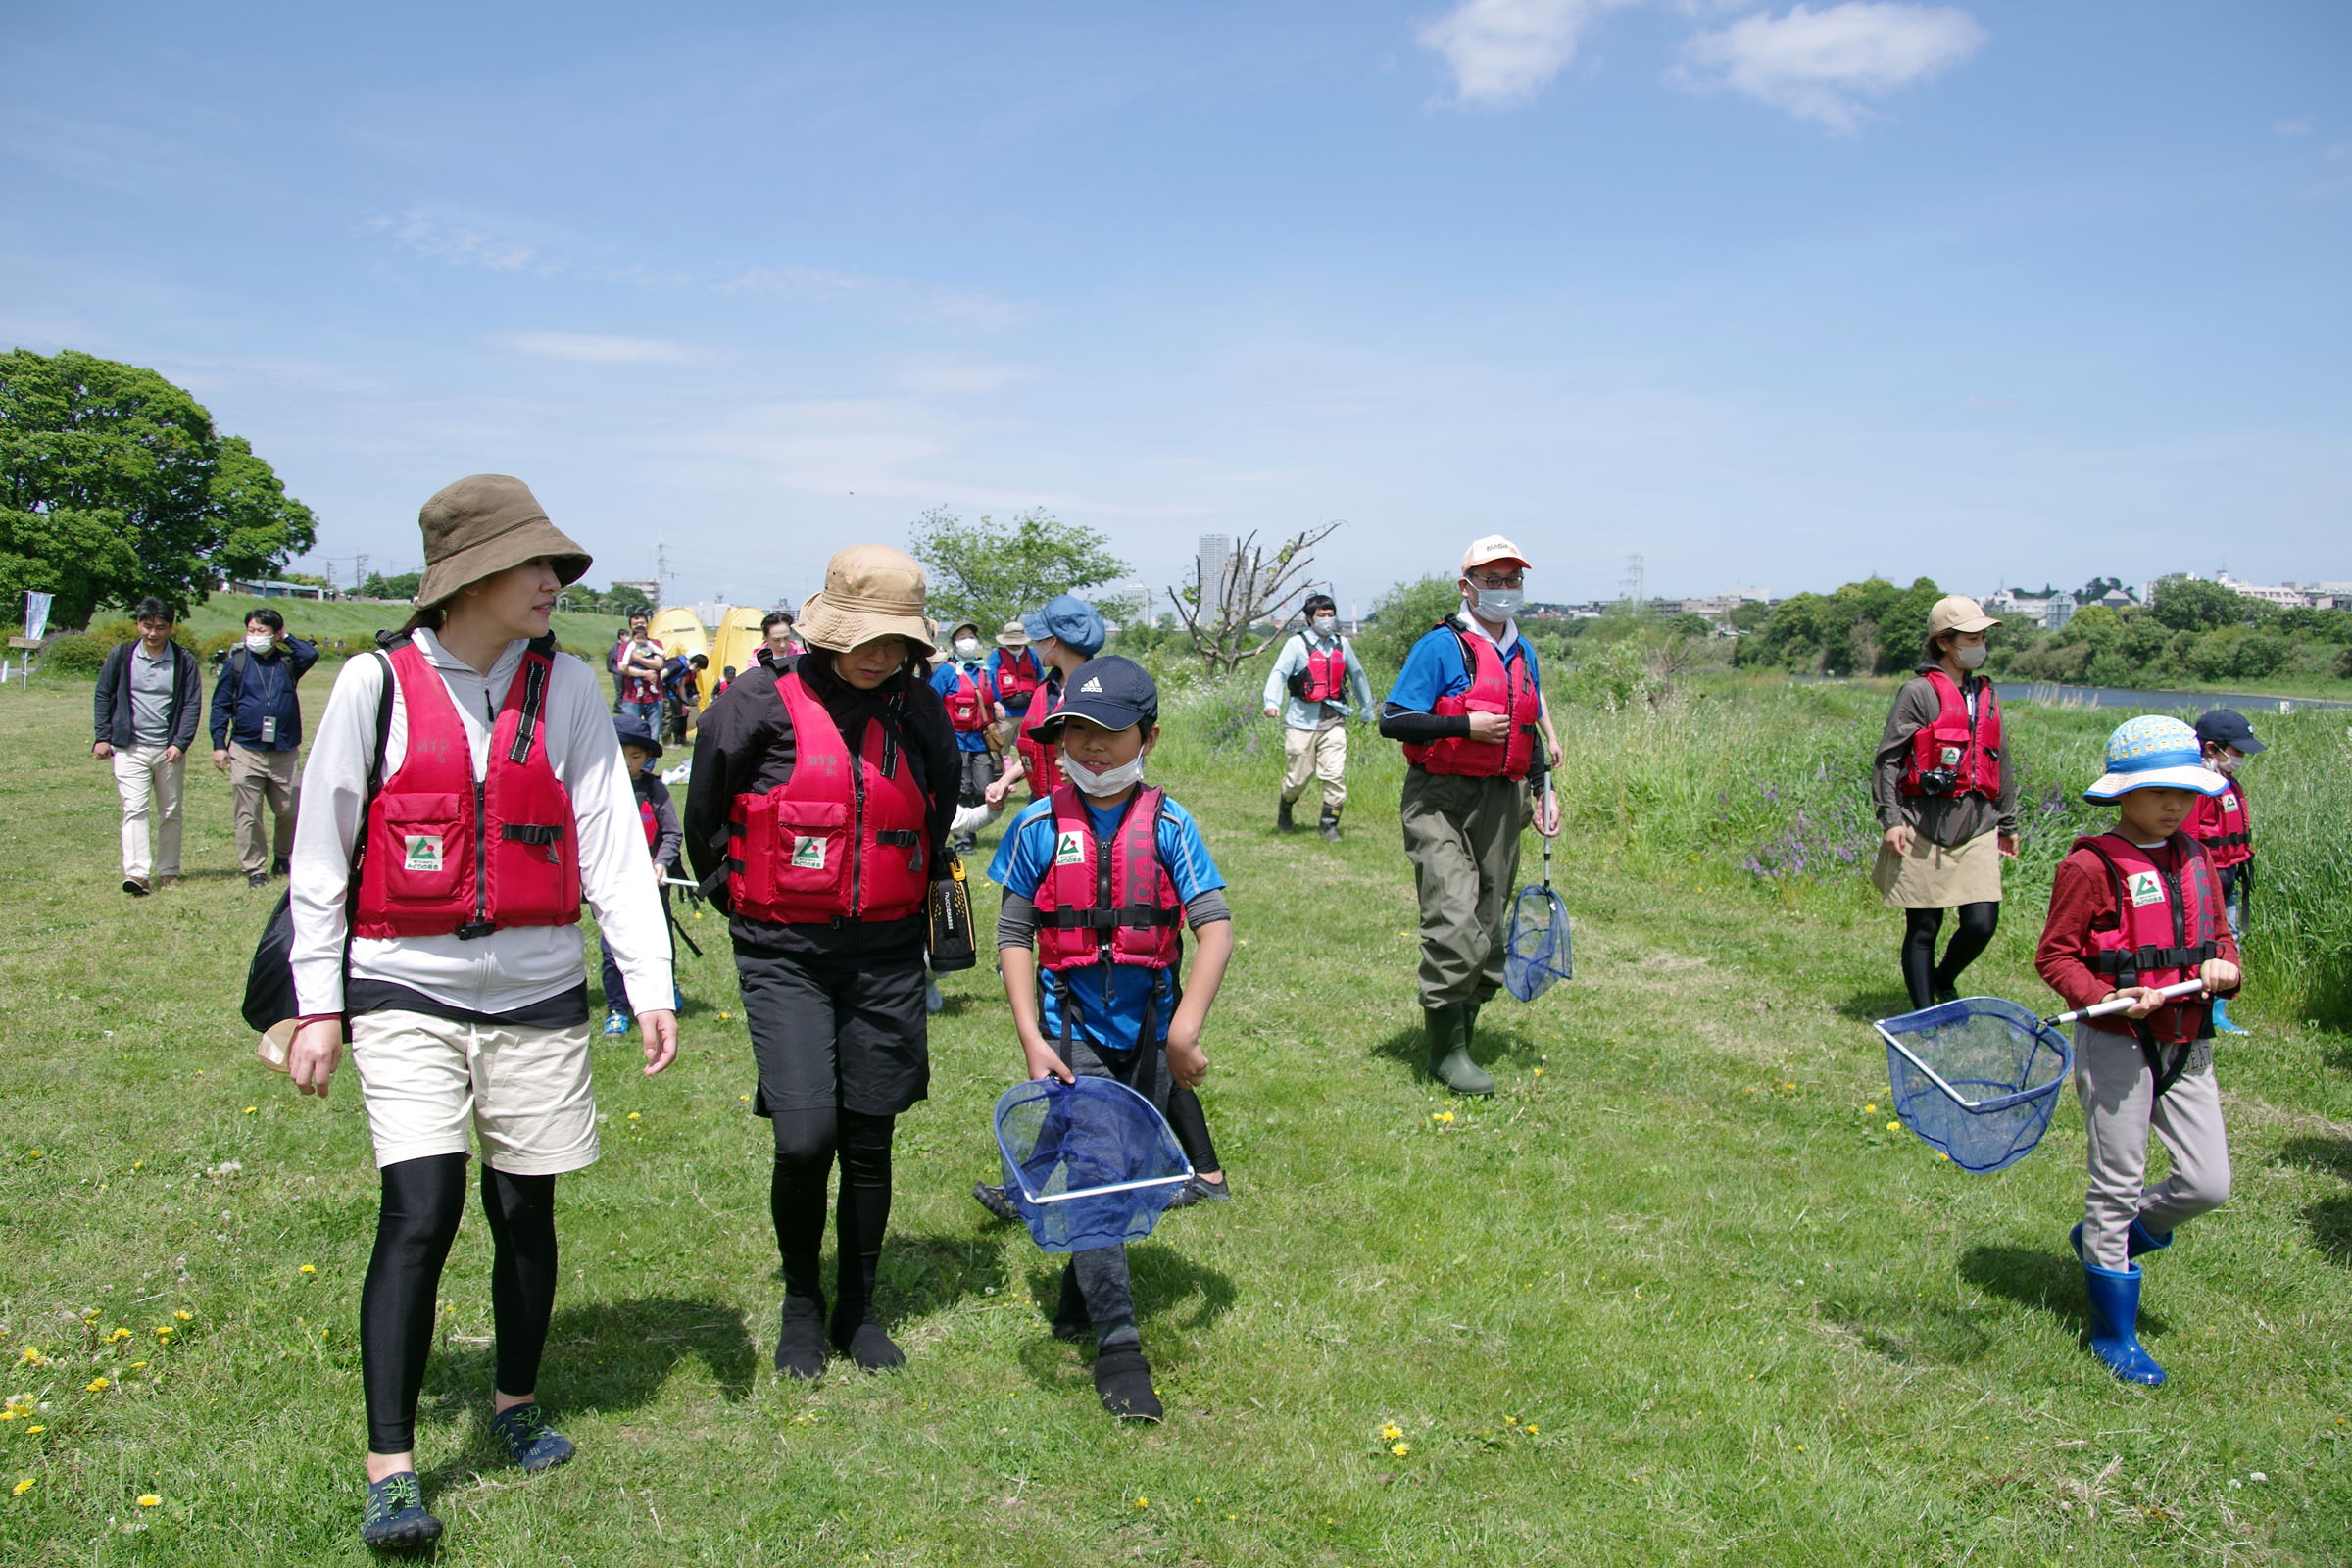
[348,1010,600,1175]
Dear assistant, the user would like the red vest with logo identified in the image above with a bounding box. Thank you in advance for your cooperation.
[1015,677,1065,798]
[726,672,931,924]
[2187,777,2252,869]
[1291,636,1349,704]
[2075,833,2223,1045]
[637,794,659,848]
[1899,669,2003,800]
[1400,625,1540,781]
[993,647,1043,706]
[942,662,994,733]
[353,639,582,940]
[1033,784,1183,972]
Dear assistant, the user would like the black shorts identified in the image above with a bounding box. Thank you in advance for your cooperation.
[735,948,930,1118]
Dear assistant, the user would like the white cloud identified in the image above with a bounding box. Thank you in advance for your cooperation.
[2273,117,2314,138]
[1673,3,1985,132]
[2328,142,2352,163]
[1418,0,1642,108]
[364,207,559,274]
[494,331,707,366]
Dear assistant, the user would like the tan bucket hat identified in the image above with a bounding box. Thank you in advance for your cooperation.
[797,544,934,655]
[415,475,592,607]
[1927,595,2000,638]
[995,618,1030,648]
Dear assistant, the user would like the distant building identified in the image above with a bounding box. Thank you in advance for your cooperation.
[611,578,658,601]
[2043,592,2076,632]
[1195,535,1232,604]
[223,577,329,601]
[2217,571,2315,609]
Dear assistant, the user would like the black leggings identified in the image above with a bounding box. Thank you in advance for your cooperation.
[769,1108,896,1329]
[359,1154,560,1454]
[1901,903,1999,1009]
[1164,1085,1221,1174]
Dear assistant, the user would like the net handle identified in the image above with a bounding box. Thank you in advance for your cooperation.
[1879,1030,1995,1110]
[2046,977,2206,1027]
[1015,1172,1193,1205]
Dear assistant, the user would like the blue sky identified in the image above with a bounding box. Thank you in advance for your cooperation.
[4,1,2346,612]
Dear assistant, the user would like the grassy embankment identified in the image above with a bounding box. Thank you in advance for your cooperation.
[0,664,2347,1566]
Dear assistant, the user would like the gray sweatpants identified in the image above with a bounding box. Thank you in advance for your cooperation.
[2073,1023,2231,1271]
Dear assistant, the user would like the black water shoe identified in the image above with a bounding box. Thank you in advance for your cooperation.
[1093,1348,1162,1421]
[774,1297,828,1380]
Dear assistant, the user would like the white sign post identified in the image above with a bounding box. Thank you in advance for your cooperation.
[10,592,54,689]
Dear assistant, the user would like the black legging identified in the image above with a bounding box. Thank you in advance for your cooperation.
[1164,1085,1221,1174]
[360,1154,560,1454]
[1901,903,1999,1010]
[769,1108,896,1334]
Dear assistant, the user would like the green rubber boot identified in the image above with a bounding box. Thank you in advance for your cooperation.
[1424,1004,1494,1096]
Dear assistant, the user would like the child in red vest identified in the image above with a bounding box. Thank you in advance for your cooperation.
[2188,709,2262,1034]
[2034,715,2241,1387]
[987,656,1236,1420]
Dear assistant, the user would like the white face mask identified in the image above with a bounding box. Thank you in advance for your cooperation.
[1310,615,1338,637]
[1059,752,1146,797]
[2210,749,2241,775]
[1952,643,1988,670]
[1471,588,1523,621]
[245,632,275,654]
[953,638,982,661]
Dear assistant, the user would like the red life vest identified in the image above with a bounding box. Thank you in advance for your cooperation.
[1289,636,1350,704]
[2187,777,2251,869]
[1033,784,1183,972]
[637,794,659,849]
[993,647,1043,706]
[725,672,932,924]
[2075,833,2223,1046]
[1898,669,2003,800]
[353,639,582,940]
[1400,623,1540,781]
[942,662,994,734]
[1015,677,1065,798]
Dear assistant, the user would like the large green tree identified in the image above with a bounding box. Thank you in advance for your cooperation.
[0,348,317,627]
[906,506,1127,635]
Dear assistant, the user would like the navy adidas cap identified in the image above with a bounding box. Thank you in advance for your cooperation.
[2192,708,2265,755]
[1026,655,1158,741]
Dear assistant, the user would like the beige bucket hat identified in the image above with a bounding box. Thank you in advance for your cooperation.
[415,475,592,607]
[1927,595,2000,638]
[995,618,1031,648]
[797,544,935,655]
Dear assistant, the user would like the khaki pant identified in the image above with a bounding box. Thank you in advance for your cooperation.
[112,745,185,882]
[1281,725,1348,810]
[228,744,301,876]
[349,1010,600,1174]
[1401,767,1525,1010]
[2073,1024,2231,1271]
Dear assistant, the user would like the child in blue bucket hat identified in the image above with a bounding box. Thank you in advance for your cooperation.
[2033,715,2242,1386]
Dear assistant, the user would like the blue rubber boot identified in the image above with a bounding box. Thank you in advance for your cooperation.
[2082,1263,2166,1386]
[2211,997,2249,1035]
[2070,1217,2174,1264]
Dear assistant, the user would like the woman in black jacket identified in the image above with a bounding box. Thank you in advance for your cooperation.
[685,545,957,1378]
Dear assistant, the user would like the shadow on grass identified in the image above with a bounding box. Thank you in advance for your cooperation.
[1371,1016,1539,1080]
[879,1229,1011,1320]
[1837,988,1917,1024]
[1010,1240,1237,1384]
[1959,1243,2175,1344]
[2277,1135,2352,1267]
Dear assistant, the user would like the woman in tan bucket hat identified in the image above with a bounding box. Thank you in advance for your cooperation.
[283,475,679,1547]
[1870,593,2020,1009]
[684,543,961,1381]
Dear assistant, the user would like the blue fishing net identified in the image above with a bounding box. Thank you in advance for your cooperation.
[1874,999,2073,1174]
[992,1077,1192,1253]
[1503,884,1573,1003]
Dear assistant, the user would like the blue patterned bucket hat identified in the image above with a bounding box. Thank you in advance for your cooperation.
[2082,715,2229,802]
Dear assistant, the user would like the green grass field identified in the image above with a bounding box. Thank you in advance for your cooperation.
[1,665,2347,1566]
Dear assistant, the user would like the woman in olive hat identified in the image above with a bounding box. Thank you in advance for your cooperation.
[1871,594,2019,1008]
[684,544,960,1380]
[285,475,679,1548]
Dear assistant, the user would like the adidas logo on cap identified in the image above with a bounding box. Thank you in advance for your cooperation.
[1080,677,1102,692]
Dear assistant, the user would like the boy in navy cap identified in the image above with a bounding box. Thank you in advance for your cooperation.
[986,655,1236,1420]
[2188,709,2263,1034]
[604,715,684,1035]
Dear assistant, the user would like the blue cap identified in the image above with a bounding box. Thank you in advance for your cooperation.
[1020,595,1105,657]
[2082,715,2226,802]
[612,713,663,760]
[2192,708,2265,755]
[1026,655,1158,741]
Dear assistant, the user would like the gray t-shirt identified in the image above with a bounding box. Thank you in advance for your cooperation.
[129,643,178,748]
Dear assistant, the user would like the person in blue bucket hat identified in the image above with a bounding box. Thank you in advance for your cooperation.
[2034,715,2243,1387]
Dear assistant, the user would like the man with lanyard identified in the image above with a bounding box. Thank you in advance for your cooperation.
[984,619,1047,750]
[929,621,999,853]
[209,605,320,887]
[1378,536,1562,1096]
[1261,592,1375,841]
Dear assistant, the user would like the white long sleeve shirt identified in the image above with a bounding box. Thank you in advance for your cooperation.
[290,630,674,1019]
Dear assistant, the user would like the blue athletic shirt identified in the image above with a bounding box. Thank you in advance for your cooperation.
[1384,616,1543,712]
[990,788,1226,1051]
[928,659,996,752]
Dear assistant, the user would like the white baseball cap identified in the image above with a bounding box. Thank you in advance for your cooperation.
[1460,535,1530,573]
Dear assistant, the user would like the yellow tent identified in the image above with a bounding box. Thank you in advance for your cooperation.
[704,607,767,708]
[646,607,709,669]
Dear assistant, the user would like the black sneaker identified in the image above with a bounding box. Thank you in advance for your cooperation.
[270,857,290,877]
[971,1182,1021,1224]
[490,1401,575,1474]
[360,1470,442,1548]
[1165,1173,1232,1209]
[122,878,150,897]
[248,871,270,888]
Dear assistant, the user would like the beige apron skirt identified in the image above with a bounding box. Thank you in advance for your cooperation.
[1872,825,2003,908]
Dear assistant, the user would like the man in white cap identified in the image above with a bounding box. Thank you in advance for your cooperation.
[1377,535,1561,1095]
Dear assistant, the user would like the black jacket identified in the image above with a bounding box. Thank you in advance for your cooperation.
[685,650,958,956]
[93,640,202,751]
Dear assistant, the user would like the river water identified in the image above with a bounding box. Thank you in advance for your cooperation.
[1993,681,2348,714]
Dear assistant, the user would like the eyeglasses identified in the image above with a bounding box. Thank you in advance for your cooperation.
[1467,571,1525,589]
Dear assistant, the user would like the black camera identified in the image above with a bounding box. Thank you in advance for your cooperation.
[1916,766,1960,797]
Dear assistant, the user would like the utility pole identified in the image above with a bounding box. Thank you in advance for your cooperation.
[1622,552,1645,609]
[656,534,674,606]
[354,554,368,594]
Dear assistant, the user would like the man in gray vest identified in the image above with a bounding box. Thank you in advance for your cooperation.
[1261,593,1374,841]
[91,597,202,894]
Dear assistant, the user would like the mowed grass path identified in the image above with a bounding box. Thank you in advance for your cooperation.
[0,672,2347,1566]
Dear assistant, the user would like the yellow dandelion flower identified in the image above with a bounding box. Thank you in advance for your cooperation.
[740,1094,751,1102]
[155,1326,172,1338]
[1379,1422,1401,1441]
[107,1328,130,1343]
[129,1361,147,1370]
[1862,1103,1877,1113]
[717,1011,730,1020]
[1391,1442,1410,1457]
[137,1494,160,1507]
[0,1411,14,1422]
[1886,1121,1901,1133]
[174,1311,191,1323]
[22,1427,38,1436]
[1505,1414,1518,1424]
[1525,1424,1539,1434]
[81,1309,100,1321]
[627,1111,641,1121]
[1135,1496,1149,1508]
[84,1378,109,1393]
[1533,1067,1544,1076]
[11,1478,31,1495]
[242,1106,257,1114]
[132,1161,142,1170]
[16,1349,42,1367]
[299,1264,317,1275]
